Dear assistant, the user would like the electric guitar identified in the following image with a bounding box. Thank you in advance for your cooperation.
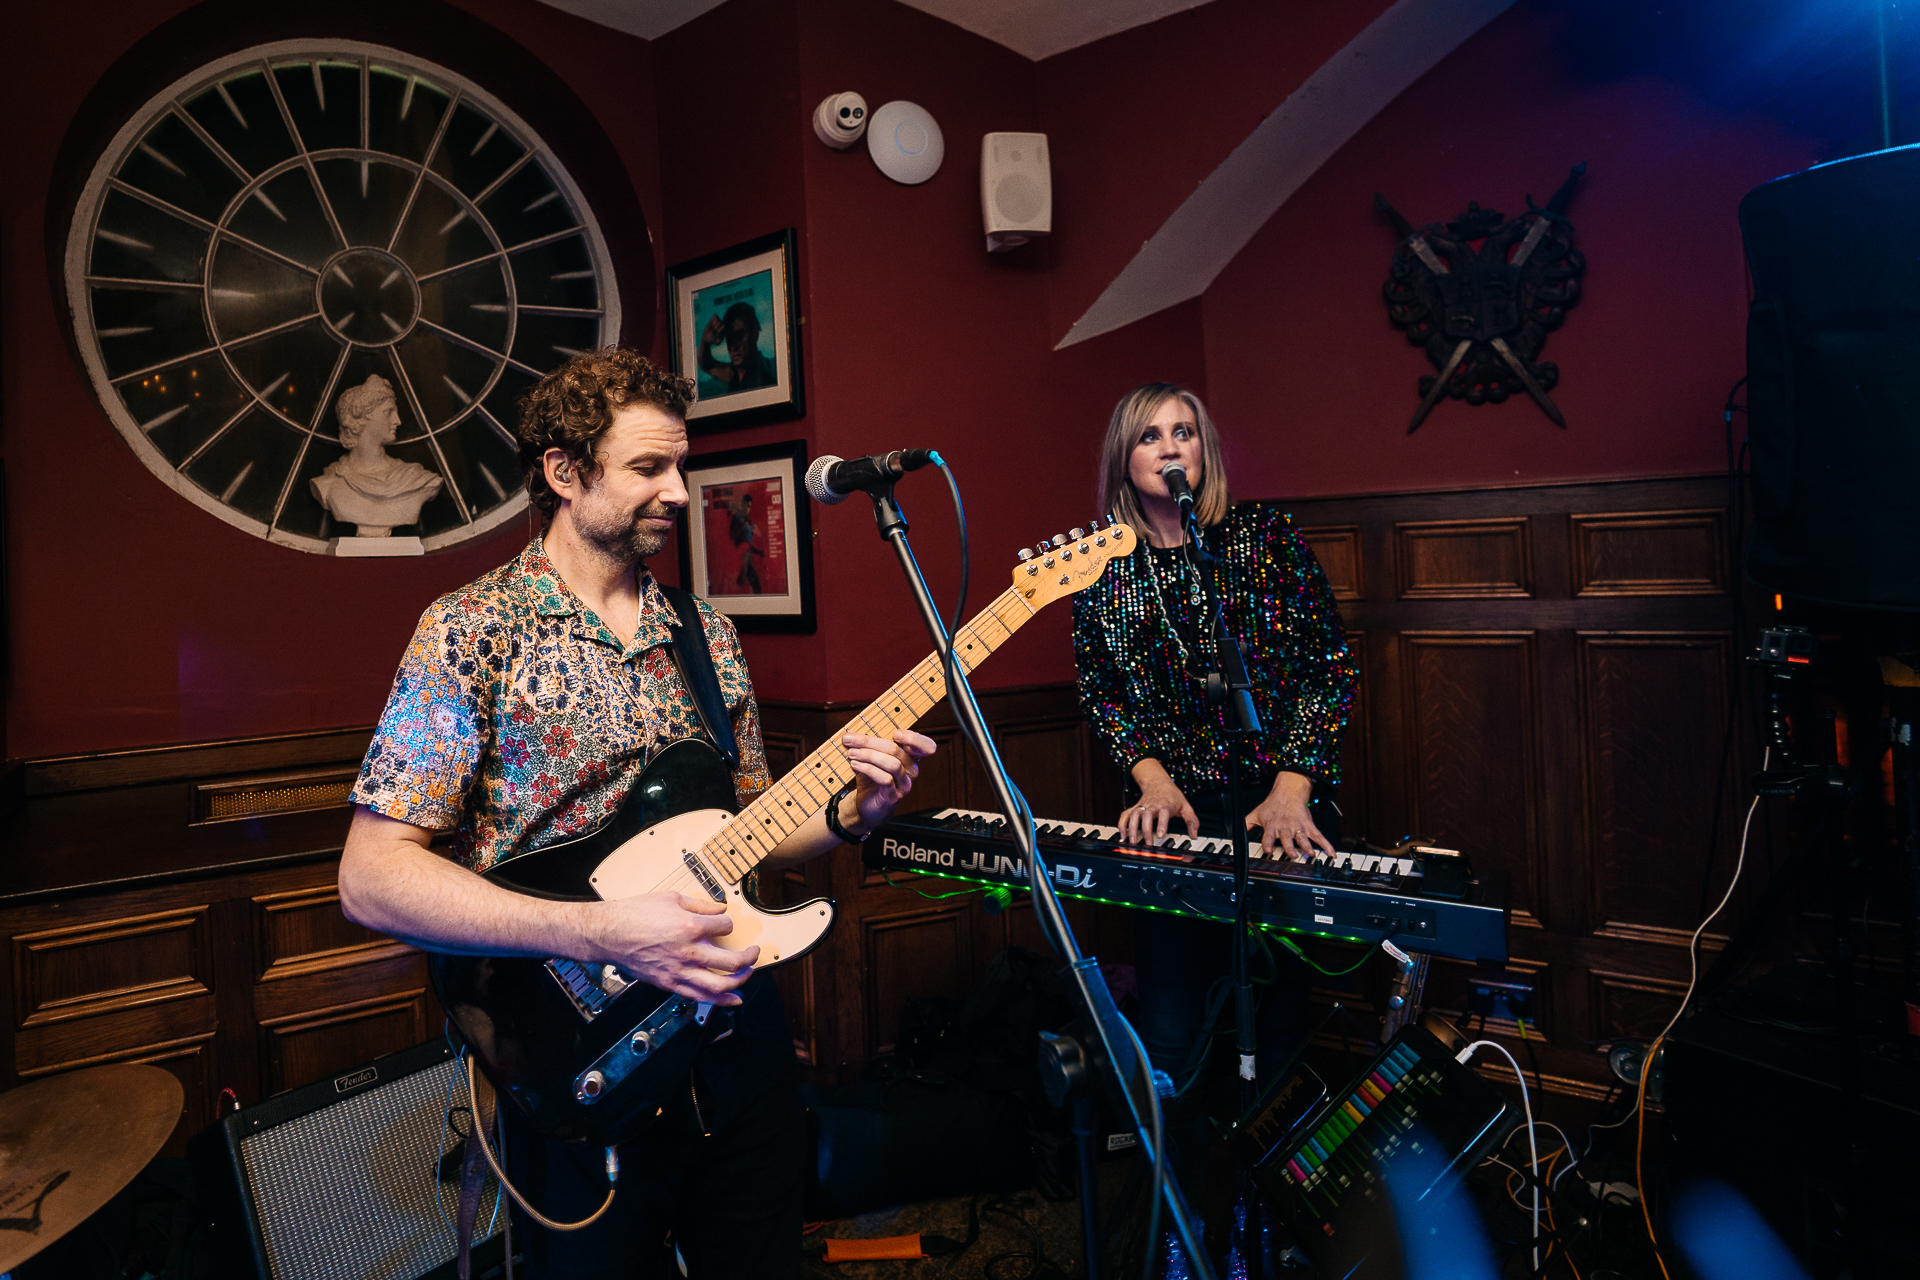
[429,522,1134,1144]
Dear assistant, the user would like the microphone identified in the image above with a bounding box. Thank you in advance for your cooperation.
[805,450,937,504]
[1161,461,1195,514]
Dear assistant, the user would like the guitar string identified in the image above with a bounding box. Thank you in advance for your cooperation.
[696,584,1042,882]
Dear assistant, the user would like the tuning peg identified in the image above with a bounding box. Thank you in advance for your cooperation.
[1017,548,1033,562]
[1051,534,1067,547]
[1069,528,1085,540]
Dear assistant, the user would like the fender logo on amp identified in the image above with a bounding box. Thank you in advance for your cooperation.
[334,1067,379,1093]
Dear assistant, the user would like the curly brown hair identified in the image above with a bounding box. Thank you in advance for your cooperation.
[516,347,695,517]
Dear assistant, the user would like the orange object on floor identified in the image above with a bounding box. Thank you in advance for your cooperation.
[823,1235,927,1262]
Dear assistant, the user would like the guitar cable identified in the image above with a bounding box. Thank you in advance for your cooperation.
[466,1055,620,1230]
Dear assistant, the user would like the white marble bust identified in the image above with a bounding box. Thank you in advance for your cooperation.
[311,375,444,536]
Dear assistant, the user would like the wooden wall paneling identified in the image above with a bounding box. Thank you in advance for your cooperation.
[212,896,262,1108]
[1394,519,1533,599]
[860,906,974,1060]
[1530,623,1591,1063]
[1000,895,1134,969]
[1587,968,1690,1045]
[253,886,410,981]
[960,715,1089,823]
[12,993,219,1078]
[1572,510,1728,597]
[1530,511,1573,601]
[1299,525,1364,600]
[1398,632,1544,930]
[760,729,806,785]
[1577,633,1736,945]
[908,725,968,819]
[761,862,830,1067]
[11,905,214,1028]
[20,727,374,797]
[1358,629,1410,846]
[257,993,432,1097]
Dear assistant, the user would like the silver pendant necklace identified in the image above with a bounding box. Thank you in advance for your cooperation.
[1143,541,1211,678]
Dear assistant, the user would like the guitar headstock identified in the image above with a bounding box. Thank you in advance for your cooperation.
[1011,519,1135,608]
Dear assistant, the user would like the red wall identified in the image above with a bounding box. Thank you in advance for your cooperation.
[655,0,1209,707]
[1199,0,1832,498]
[1,0,665,759]
[3,0,1868,760]
[1034,0,1396,344]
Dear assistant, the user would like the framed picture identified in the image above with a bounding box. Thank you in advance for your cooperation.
[678,439,816,633]
[667,229,804,432]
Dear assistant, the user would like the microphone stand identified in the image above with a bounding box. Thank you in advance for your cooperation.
[859,480,1217,1280]
[1176,495,1271,1269]
[1174,498,1264,1113]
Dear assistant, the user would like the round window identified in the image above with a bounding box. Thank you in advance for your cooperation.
[64,40,621,552]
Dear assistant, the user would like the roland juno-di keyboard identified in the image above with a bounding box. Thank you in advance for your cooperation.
[862,808,1508,963]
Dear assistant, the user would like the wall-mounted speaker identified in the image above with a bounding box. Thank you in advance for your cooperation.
[981,132,1051,252]
[194,1039,505,1280]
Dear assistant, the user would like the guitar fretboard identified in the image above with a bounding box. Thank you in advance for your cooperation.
[699,586,1039,881]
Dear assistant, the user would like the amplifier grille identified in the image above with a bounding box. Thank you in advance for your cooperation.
[238,1053,499,1280]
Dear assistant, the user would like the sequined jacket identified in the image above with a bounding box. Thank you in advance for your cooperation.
[1071,501,1357,797]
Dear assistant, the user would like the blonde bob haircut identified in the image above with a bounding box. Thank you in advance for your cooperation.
[1096,383,1231,535]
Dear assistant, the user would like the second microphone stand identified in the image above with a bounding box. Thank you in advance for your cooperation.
[1173,498,1266,1111]
[861,480,1216,1280]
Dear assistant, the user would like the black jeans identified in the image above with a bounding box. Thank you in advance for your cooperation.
[502,972,805,1279]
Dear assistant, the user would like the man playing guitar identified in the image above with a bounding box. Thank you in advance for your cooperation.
[339,347,934,1279]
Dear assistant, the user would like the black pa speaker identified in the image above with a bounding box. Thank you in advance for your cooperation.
[196,1039,506,1280]
[1742,144,1920,611]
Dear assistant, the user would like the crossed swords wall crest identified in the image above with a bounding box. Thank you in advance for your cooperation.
[1376,163,1586,433]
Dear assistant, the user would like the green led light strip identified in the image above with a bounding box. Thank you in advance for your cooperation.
[877,866,1374,948]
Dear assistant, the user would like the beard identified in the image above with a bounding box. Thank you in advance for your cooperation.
[577,498,676,565]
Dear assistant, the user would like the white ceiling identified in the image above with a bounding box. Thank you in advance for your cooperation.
[534,0,1215,60]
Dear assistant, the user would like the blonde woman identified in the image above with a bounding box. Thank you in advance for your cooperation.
[1071,382,1357,1083]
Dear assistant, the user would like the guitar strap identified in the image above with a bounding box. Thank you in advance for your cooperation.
[657,583,741,771]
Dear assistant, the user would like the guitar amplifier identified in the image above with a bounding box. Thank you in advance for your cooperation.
[194,1039,505,1280]
[1232,1023,1516,1278]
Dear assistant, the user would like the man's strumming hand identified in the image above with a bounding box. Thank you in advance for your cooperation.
[588,892,759,1006]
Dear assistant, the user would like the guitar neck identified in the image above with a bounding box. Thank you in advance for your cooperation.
[699,583,1040,882]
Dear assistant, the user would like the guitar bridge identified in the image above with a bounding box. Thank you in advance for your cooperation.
[545,958,627,1022]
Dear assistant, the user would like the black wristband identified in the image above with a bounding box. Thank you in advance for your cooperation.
[825,780,864,845]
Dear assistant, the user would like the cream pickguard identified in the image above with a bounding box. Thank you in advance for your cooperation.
[586,808,834,966]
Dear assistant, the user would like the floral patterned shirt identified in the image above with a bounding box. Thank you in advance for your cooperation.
[350,537,771,873]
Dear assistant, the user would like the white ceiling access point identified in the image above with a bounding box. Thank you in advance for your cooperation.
[1054,0,1516,349]
[532,0,1215,58]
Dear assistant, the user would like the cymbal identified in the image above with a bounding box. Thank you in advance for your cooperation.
[0,1064,183,1272]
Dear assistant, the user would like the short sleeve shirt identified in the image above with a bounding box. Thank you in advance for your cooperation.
[350,537,771,873]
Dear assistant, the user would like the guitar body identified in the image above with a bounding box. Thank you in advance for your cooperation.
[428,739,835,1145]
